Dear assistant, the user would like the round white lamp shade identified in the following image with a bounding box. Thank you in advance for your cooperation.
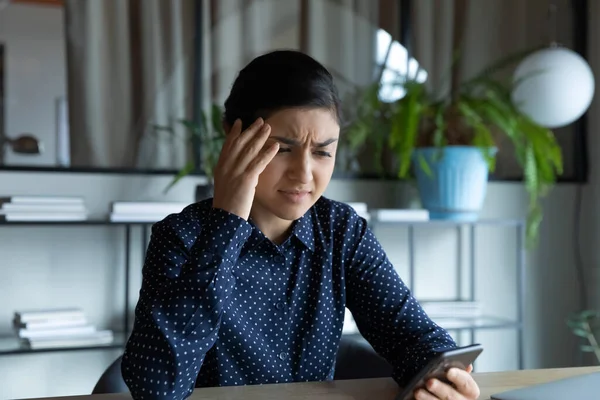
[511,46,595,129]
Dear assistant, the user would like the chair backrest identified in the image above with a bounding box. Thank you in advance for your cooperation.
[333,334,393,380]
[92,355,128,394]
[92,335,392,394]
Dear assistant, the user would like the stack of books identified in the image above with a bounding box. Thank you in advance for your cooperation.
[13,308,114,350]
[345,202,370,222]
[0,195,87,221]
[369,208,430,222]
[419,300,483,319]
[342,204,430,223]
[109,201,190,222]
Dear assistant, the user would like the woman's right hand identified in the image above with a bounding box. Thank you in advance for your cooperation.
[212,117,280,220]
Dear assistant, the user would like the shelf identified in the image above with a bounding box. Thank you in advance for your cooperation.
[0,164,583,183]
[433,316,521,331]
[0,219,524,227]
[0,220,154,226]
[341,316,520,339]
[370,218,524,227]
[0,332,126,356]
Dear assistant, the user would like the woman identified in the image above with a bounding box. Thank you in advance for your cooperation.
[121,50,480,400]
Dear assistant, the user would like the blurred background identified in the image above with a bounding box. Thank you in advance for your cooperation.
[0,0,599,398]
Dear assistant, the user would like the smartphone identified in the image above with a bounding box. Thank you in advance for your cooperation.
[395,344,484,400]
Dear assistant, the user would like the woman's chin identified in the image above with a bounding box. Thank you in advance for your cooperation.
[268,199,315,221]
[274,205,311,221]
[254,192,318,221]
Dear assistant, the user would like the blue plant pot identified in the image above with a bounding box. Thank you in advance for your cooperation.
[412,146,497,221]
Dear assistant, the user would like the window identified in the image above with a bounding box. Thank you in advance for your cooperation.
[376,28,427,102]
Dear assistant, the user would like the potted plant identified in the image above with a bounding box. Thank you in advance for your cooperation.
[344,49,563,247]
[154,104,226,201]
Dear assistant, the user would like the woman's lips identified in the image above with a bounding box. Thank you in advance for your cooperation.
[278,190,311,203]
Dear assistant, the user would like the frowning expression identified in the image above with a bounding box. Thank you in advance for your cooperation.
[252,107,340,221]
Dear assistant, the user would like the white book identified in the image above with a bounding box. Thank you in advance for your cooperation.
[14,315,88,330]
[14,308,85,324]
[0,203,87,214]
[420,301,483,318]
[23,330,114,349]
[345,202,368,214]
[370,209,430,222]
[18,324,97,339]
[111,202,189,215]
[433,317,498,330]
[110,213,166,222]
[0,212,88,221]
[0,196,84,205]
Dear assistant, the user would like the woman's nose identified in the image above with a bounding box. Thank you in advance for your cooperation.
[288,153,313,183]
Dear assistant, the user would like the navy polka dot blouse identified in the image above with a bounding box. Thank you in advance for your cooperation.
[121,197,457,399]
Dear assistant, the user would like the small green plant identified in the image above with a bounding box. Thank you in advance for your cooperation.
[340,83,395,176]
[153,104,226,193]
[344,48,563,247]
[567,310,600,364]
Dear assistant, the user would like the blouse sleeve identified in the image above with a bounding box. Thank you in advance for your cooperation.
[121,208,252,400]
[344,216,458,386]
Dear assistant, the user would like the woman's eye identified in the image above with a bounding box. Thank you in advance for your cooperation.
[315,151,332,158]
[276,148,331,158]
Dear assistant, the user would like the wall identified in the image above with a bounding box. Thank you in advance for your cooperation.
[0,169,583,399]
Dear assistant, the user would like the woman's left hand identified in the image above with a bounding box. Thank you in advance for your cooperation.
[414,365,481,400]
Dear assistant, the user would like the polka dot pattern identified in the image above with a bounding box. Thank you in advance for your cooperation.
[121,197,457,399]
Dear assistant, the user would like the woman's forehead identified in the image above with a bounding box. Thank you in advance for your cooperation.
[265,108,340,137]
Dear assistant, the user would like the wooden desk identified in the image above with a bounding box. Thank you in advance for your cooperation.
[22,366,600,400]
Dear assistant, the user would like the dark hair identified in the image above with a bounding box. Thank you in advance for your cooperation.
[223,50,341,130]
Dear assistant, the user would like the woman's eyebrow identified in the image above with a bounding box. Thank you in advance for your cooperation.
[270,136,338,148]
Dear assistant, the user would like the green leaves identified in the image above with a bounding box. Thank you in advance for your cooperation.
[319,47,565,248]
[154,104,226,193]
[457,99,496,171]
[512,113,563,247]
[581,345,598,353]
[566,310,600,364]
[389,80,425,178]
[342,83,392,175]
[162,160,195,194]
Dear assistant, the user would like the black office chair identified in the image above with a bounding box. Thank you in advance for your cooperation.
[92,355,129,394]
[92,335,392,394]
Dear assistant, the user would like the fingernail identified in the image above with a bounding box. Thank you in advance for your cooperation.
[448,368,458,378]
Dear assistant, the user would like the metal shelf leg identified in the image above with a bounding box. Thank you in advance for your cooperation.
[517,222,526,370]
[124,225,131,339]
